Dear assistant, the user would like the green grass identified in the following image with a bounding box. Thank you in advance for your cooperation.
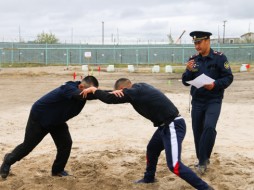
[0,62,248,73]
[1,63,46,67]
[0,62,68,67]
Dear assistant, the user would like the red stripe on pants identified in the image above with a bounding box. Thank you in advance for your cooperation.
[173,161,180,176]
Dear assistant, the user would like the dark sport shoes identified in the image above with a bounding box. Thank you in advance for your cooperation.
[0,153,11,179]
[1,154,71,179]
[52,170,70,177]
[134,177,157,184]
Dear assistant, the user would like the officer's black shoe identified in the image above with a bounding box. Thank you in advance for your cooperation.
[0,153,11,179]
[134,177,156,184]
[52,170,70,177]
[194,159,210,168]
[194,159,210,175]
[197,164,207,175]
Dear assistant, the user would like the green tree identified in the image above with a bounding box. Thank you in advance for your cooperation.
[35,32,59,44]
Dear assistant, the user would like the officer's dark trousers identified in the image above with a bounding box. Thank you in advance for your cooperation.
[5,113,72,174]
[191,100,221,165]
[145,117,209,190]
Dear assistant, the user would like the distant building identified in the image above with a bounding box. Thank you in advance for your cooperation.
[240,32,254,43]
[211,32,254,44]
[211,37,241,44]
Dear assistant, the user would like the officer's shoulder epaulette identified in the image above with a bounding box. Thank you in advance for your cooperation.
[213,51,223,56]
[190,53,199,59]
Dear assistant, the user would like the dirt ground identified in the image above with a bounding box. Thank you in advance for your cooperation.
[0,65,254,190]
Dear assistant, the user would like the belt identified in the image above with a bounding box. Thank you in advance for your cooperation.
[157,115,183,127]
[174,116,183,120]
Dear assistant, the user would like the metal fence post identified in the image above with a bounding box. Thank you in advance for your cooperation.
[182,44,185,64]
[136,49,139,65]
[45,43,48,65]
[0,49,2,70]
[147,45,150,64]
[11,43,14,64]
[66,49,69,67]
[79,43,82,64]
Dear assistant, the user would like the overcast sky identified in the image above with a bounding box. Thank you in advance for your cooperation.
[0,0,253,44]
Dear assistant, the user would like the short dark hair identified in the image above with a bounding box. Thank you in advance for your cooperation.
[83,76,99,87]
[114,78,130,90]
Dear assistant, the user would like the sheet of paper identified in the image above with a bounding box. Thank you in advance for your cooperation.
[186,73,215,89]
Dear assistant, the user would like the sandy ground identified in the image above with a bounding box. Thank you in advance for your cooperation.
[0,65,254,190]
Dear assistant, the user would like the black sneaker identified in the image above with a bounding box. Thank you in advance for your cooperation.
[0,154,11,179]
[134,178,156,184]
[52,170,70,177]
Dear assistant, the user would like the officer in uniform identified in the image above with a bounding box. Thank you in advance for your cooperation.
[182,31,234,174]
[81,78,214,190]
[0,76,99,179]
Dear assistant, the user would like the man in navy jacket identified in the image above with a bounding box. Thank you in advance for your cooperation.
[0,76,99,178]
[182,31,233,174]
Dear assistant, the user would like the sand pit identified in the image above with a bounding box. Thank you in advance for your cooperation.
[0,66,254,190]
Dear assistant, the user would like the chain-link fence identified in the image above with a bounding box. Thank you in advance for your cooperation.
[0,42,253,66]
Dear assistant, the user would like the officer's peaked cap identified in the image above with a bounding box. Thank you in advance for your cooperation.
[190,31,212,42]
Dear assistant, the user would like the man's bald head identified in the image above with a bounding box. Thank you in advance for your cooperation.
[114,78,132,90]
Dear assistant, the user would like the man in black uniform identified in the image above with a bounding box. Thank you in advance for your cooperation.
[0,76,99,179]
[182,31,233,174]
[81,78,214,190]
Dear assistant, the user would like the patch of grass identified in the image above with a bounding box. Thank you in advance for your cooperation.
[0,62,247,73]
[0,62,74,67]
